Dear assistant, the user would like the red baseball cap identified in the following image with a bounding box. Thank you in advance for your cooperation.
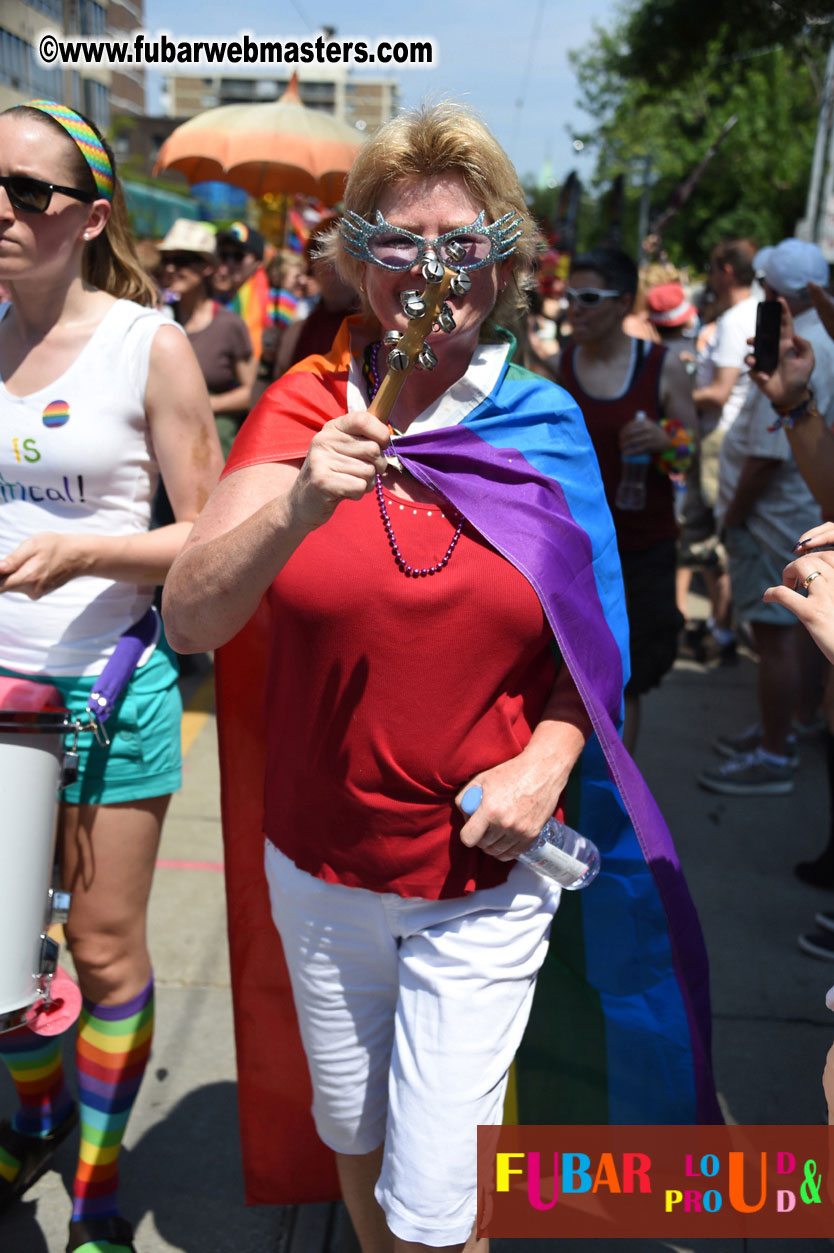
[646,282,696,328]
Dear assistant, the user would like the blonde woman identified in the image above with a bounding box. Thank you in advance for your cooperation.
[165,103,718,1253]
[0,101,222,1252]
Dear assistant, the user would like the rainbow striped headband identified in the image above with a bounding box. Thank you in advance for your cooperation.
[23,99,114,201]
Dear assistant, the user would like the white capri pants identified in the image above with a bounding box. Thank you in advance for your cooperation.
[264,840,560,1247]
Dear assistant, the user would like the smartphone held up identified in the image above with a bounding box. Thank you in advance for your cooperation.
[753,299,782,374]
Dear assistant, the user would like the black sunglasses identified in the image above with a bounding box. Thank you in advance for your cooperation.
[161,252,207,270]
[0,173,95,214]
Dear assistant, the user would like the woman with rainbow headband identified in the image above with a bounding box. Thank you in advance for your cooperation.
[0,101,222,1251]
[165,102,719,1252]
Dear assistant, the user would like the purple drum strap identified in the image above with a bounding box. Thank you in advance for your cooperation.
[86,607,159,723]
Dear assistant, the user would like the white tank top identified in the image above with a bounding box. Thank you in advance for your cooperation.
[0,298,175,675]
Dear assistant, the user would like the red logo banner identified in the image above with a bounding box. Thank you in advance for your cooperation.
[477,1125,834,1239]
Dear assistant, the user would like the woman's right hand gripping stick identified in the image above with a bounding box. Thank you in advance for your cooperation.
[289,411,392,532]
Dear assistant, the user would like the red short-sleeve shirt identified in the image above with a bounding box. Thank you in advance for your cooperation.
[263,482,558,899]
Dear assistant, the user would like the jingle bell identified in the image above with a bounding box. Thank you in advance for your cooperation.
[383,330,402,346]
[403,297,426,319]
[418,345,438,370]
[422,257,445,283]
[449,271,472,295]
[399,289,420,308]
[436,311,455,333]
[387,348,410,371]
[445,240,467,264]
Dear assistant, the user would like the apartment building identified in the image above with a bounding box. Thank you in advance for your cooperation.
[0,0,145,125]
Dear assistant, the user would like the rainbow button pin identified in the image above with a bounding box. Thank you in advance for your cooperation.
[42,399,70,428]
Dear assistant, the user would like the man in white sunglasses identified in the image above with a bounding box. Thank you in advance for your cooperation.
[558,248,697,750]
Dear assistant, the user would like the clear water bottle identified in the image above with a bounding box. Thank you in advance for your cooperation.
[459,784,601,890]
[615,409,650,511]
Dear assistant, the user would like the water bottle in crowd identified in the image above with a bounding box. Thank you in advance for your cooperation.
[614,409,650,511]
[459,784,601,890]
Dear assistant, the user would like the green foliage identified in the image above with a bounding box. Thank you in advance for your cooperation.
[618,0,831,88]
[569,1,829,266]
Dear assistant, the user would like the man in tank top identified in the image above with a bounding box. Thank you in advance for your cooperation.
[556,248,696,751]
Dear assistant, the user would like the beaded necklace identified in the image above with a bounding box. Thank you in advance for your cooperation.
[364,341,464,579]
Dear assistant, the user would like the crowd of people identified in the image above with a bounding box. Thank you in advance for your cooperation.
[0,92,832,1252]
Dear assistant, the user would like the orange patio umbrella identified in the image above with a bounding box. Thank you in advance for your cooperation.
[153,73,364,205]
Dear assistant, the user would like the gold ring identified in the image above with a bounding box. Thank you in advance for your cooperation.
[803,570,822,590]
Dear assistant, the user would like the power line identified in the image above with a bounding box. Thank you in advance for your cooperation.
[510,0,546,157]
[287,0,315,30]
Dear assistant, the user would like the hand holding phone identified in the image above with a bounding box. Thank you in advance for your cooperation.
[753,299,782,374]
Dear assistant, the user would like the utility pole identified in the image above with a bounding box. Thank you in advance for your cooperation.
[797,38,834,258]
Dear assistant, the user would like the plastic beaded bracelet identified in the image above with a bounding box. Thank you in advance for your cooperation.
[656,418,695,476]
[767,390,819,432]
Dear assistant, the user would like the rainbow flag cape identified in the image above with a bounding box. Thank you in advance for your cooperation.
[216,319,721,1206]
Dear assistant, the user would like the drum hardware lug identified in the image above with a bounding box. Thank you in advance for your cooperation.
[37,933,60,983]
[62,748,80,787]
[34,935,60,1013]
[48,888,72,925]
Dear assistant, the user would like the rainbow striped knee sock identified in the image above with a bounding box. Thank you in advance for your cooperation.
[71,978,154,1223]
[0,1026,74,1183]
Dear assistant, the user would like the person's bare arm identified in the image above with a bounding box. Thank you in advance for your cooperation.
[723,455,781,529]
[660,348,697,431]
[692,363,740,413]
[162,410,390,653]
[746,298,834,518]
[209,352,257,416]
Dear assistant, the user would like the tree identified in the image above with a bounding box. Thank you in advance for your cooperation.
[568,2,829,266]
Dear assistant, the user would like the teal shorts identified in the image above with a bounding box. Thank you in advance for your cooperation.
[0,637,182,806]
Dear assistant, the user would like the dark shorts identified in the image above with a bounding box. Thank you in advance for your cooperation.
[620,538,683,696]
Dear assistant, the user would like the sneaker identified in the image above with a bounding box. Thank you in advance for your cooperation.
[815,910,834,933]
[792,714,827,739]
[697,749,795,796]
[712,725,799,768]
[798,930,834,961]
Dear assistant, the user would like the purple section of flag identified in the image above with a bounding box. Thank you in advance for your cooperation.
[397,425,722,1124]
[395,423,624,723]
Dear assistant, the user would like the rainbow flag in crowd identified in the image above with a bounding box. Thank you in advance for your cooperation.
[216,318,721,1205]
[230,265,271,359]
[267,287,299,328]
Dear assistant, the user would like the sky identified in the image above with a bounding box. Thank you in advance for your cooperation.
[143,0,621,187]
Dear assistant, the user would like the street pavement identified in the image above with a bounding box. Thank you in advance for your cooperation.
[3,619,834,1252]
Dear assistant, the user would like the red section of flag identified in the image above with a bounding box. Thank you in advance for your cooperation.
[216,599,339,1205]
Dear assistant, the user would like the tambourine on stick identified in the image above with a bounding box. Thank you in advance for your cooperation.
[367,243,471,425]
